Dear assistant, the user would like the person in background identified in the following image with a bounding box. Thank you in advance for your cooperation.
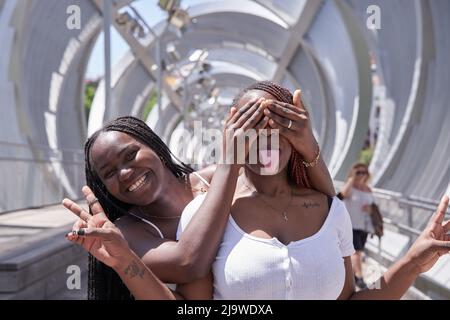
[340,162,374,289]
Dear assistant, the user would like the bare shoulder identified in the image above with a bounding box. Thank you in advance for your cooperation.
[114,214,135,230]
[188,165,216,194]
[292,186,328,201]
[115,214,163,243]
[232,192,256,210]
[195,165,216,183]
[115,215,145,239]
[115,215,172,259]
[291,187,331,213]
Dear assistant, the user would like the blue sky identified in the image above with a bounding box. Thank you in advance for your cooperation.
[86,0,167,79]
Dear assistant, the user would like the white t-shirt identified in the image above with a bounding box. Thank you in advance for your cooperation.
[177,193,355,300]
[343,187,375,232]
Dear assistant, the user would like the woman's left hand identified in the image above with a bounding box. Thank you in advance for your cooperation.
[405,195,450,273]
[263,89,318,160]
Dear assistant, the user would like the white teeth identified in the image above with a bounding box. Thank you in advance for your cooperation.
[128,174,147,192]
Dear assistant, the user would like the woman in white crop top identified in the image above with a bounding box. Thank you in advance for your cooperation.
[176,190,353,299]
[64,83,450,300]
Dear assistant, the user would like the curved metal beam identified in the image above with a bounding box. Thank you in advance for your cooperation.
[272,0,323,82]
[371,0,434,188]
[330,0,373,180]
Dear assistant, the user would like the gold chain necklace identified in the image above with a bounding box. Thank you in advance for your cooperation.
[244,182,293,222]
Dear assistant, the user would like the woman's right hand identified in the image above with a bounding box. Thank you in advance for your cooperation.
[404,195,450,274]
[222,98,269,165]
[347,171,357,184]
[62,186,131,269]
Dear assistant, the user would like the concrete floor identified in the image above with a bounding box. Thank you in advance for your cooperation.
[0,201,88,299]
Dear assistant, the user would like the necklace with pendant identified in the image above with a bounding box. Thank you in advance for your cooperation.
[244,181,293,222]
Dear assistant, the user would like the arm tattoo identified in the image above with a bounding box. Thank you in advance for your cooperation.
[123,259,145,279]
[302,201,320,209]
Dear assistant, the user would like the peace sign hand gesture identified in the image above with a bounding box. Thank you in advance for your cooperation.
[405,195,450,273]
[62,186,131,269]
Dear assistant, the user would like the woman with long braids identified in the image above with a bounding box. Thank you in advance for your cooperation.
[62,81,336,299]
[65,81,450,299]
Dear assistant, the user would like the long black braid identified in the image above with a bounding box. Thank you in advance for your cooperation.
[84,116,193,300]
[231,81,311,188]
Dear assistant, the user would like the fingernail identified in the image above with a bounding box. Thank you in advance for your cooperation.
[264,109,270,114]
[263,116,269,121]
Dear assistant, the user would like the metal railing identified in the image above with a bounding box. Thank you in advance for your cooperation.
[0,141,85,214]
[335,181,450,299]
[372,187,449,247]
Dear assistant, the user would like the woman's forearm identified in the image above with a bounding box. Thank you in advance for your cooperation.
[340,178,354,198]
[305,156,336,197]
[300,142,336,197]
[349,256,421,300]
[114,250,177,300]
[175,164,241,278]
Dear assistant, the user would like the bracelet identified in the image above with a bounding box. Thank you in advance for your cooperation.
[302,144,320,168]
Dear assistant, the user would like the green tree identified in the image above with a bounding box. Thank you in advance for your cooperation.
[359,147,374,165]
[143,89,158,120]
[84,81,98,122]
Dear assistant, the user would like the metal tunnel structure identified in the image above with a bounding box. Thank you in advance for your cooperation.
[1,0,449,213]
[0,0,450,298]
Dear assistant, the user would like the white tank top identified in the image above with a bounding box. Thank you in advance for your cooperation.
[177,194,355,300]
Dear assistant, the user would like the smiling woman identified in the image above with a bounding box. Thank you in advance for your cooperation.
[90,131,168,206]
[81,116,206,299]
[84,117,195,221]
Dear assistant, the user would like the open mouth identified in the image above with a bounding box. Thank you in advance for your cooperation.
[259,149,280,175]
[128,172,149,192]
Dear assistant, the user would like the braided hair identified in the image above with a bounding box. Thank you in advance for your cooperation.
[84,116,193,300]
[231,81,312,188]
